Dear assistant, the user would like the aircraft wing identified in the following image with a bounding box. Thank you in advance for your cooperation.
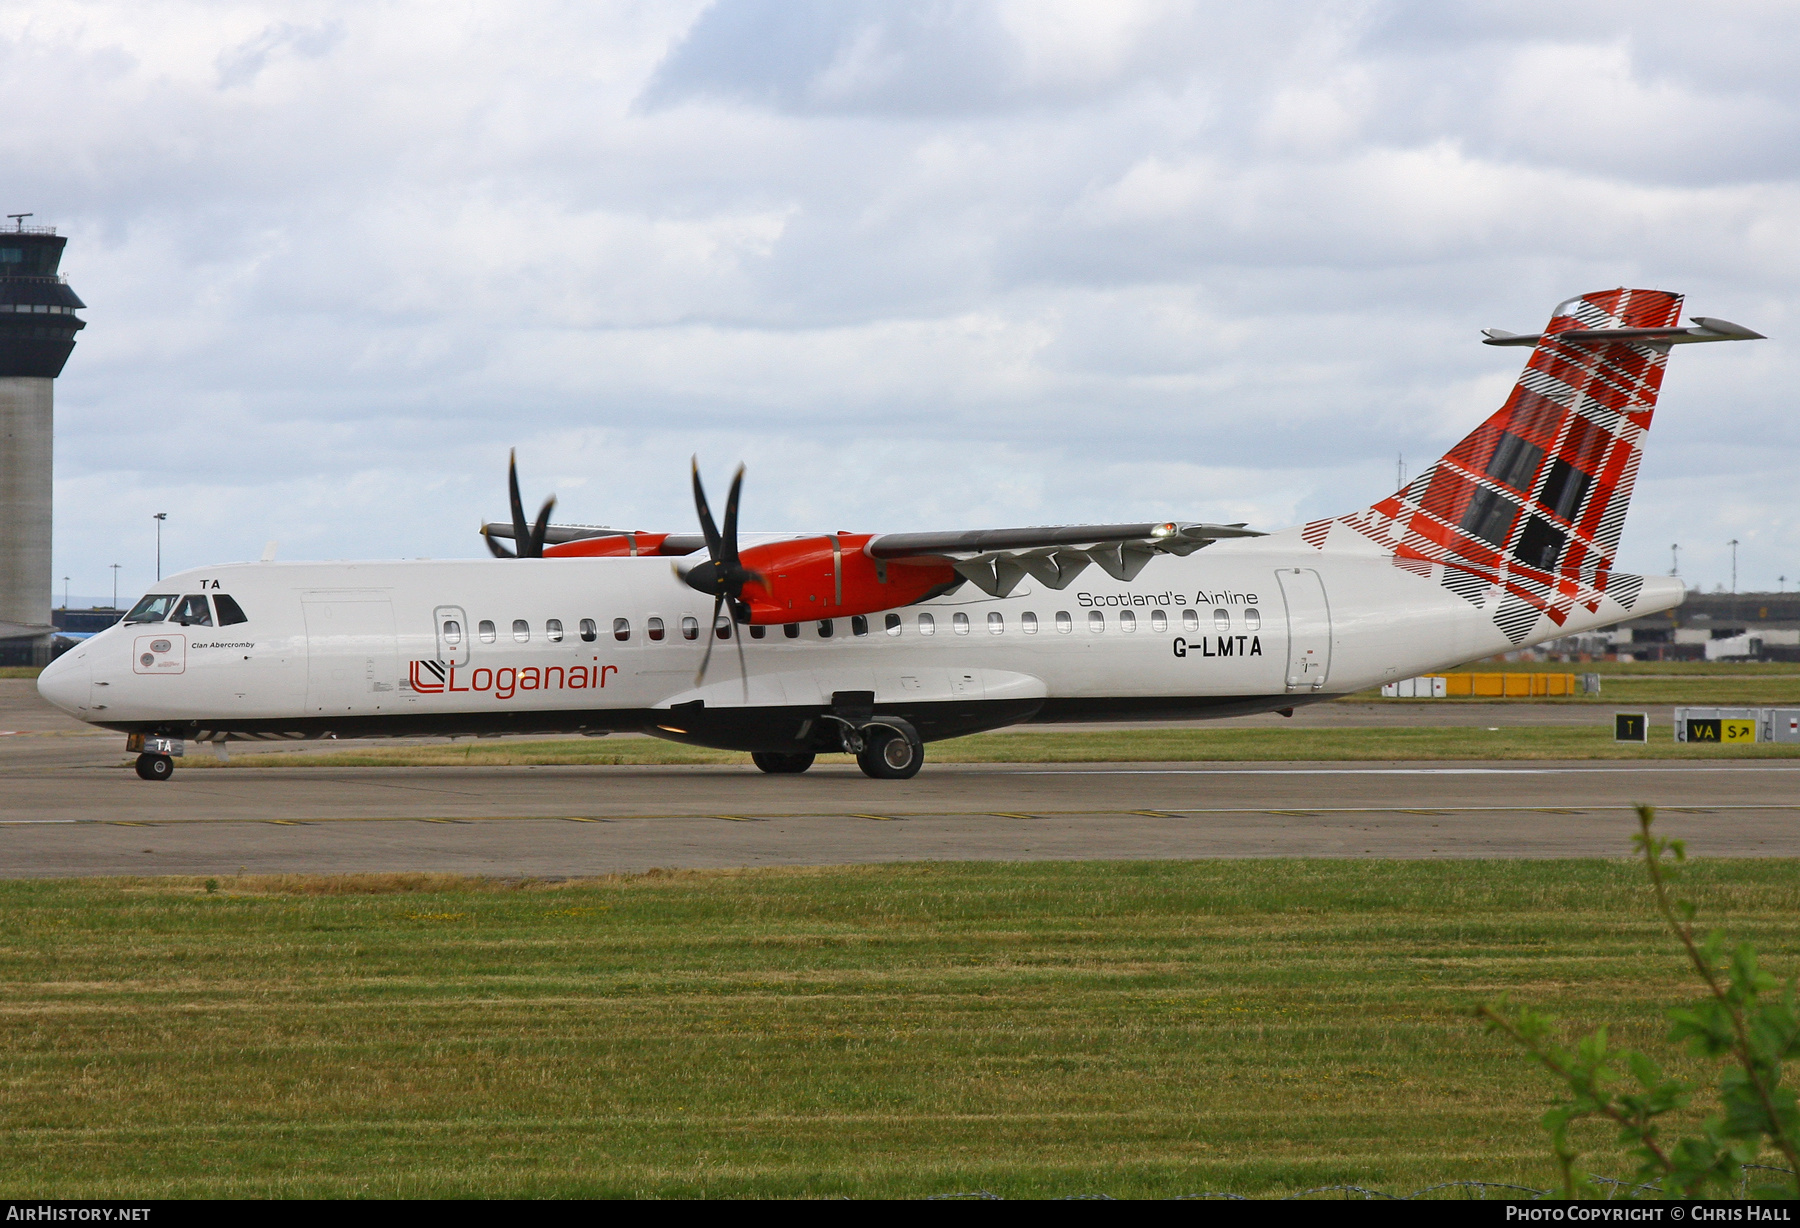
[866,521,1263,597]
[481,523,707,555]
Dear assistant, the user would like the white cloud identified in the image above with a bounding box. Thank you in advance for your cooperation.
[3,0,1797,601]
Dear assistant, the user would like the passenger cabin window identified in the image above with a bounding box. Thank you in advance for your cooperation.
[851,615,868,637]
[953,612,970,635]
[513,619,530,642]
[125,594,177,624]
[546,618,563,642]
[1088,610,1105,633]
[783,622,800,639]
[613,617,631,642]
[1021,612,1038,634]
[443,619,463,646]
[579,618,597,642]
[817,619,834,638]
[1245,607,1261,631]
[479,620,497,643]
[918,613,936,636]
[172,595,213,627]
[1055,611,1072,633]
[1150,609,1167,632]
[885,613,902,636]
[987,611,1004,634]
[681,616,699,640]
[1181,609,1199,632]
[215,595,249,626]
[1120,610,1137,633]
[647,617,665,642]
[715,617,731,640]
[750,624,766,639]
[1214,609,1231,632]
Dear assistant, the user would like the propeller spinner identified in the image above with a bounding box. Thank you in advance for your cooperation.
[483,450,556,559]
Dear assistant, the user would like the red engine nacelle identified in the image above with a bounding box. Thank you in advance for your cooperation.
[738,535,956,624]
[544,532,679,559]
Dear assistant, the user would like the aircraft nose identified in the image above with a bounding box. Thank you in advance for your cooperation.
[36,649,91,718]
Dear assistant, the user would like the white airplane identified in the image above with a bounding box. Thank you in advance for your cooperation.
[37,288,1762,782]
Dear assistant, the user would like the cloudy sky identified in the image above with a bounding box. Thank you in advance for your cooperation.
[8,0,1796,604]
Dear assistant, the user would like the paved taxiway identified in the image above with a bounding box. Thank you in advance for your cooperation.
[4,679,1787,876]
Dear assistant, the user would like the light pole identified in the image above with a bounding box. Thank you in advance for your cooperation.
[110,563,120,609]
[153,512,167,581]
[1729,539,1740,594]
[62,576,69,610]
[1670,544,1680,577]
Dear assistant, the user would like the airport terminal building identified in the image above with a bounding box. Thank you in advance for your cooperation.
[1546,591,1800,662]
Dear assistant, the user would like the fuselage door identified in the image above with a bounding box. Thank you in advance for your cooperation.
[434,605,471,667]
[1276,568,1333,692]
[302,593,399,715]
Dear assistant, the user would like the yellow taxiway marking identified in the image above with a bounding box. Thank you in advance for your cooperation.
[850,814,902,822]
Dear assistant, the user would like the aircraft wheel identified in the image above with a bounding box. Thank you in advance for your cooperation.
[857,726,923,780]
[752,752,815,775]
[135,753,174,782]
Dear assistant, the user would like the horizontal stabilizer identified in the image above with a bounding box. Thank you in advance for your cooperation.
[1482,316,1764,348]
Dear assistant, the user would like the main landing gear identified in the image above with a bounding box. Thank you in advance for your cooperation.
[749,717,926,781]
[135,753,174,782]
[752,752,815,774]
[855,725,923,780]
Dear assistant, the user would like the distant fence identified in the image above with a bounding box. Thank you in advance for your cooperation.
[1382,673,1599,699]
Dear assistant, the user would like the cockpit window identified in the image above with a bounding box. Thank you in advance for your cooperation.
[214,595,249,626]
[125,594,177,624]
[172,595,214,627]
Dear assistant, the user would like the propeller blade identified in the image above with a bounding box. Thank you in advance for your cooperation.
[732,607,749,703]
[528,496,556,559]
[691,457,723,562]
[695,594,724,686]
[508,449,531,556]
[721,465,745,571]
[482,527,517,559]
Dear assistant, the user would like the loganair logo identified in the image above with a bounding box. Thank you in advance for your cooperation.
[408,659,618,700]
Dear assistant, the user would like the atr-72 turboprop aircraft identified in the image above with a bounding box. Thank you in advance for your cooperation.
[38,288,1763,781]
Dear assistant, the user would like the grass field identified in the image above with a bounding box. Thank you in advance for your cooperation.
[190,724,1800,768]
[3,858,1796,1198]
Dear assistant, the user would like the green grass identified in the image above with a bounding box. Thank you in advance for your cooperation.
[2,859,1795,1198]
[191,724,1800,769]
[0,666,43,679]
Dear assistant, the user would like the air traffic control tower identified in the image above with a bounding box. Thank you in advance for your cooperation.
[0,219,85,665]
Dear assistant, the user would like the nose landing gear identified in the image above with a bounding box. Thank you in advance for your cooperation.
[127,734,183,781]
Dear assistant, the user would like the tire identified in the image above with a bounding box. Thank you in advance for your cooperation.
[135,753,174,782]
[752,752,816,775]
[856,726,923,780]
